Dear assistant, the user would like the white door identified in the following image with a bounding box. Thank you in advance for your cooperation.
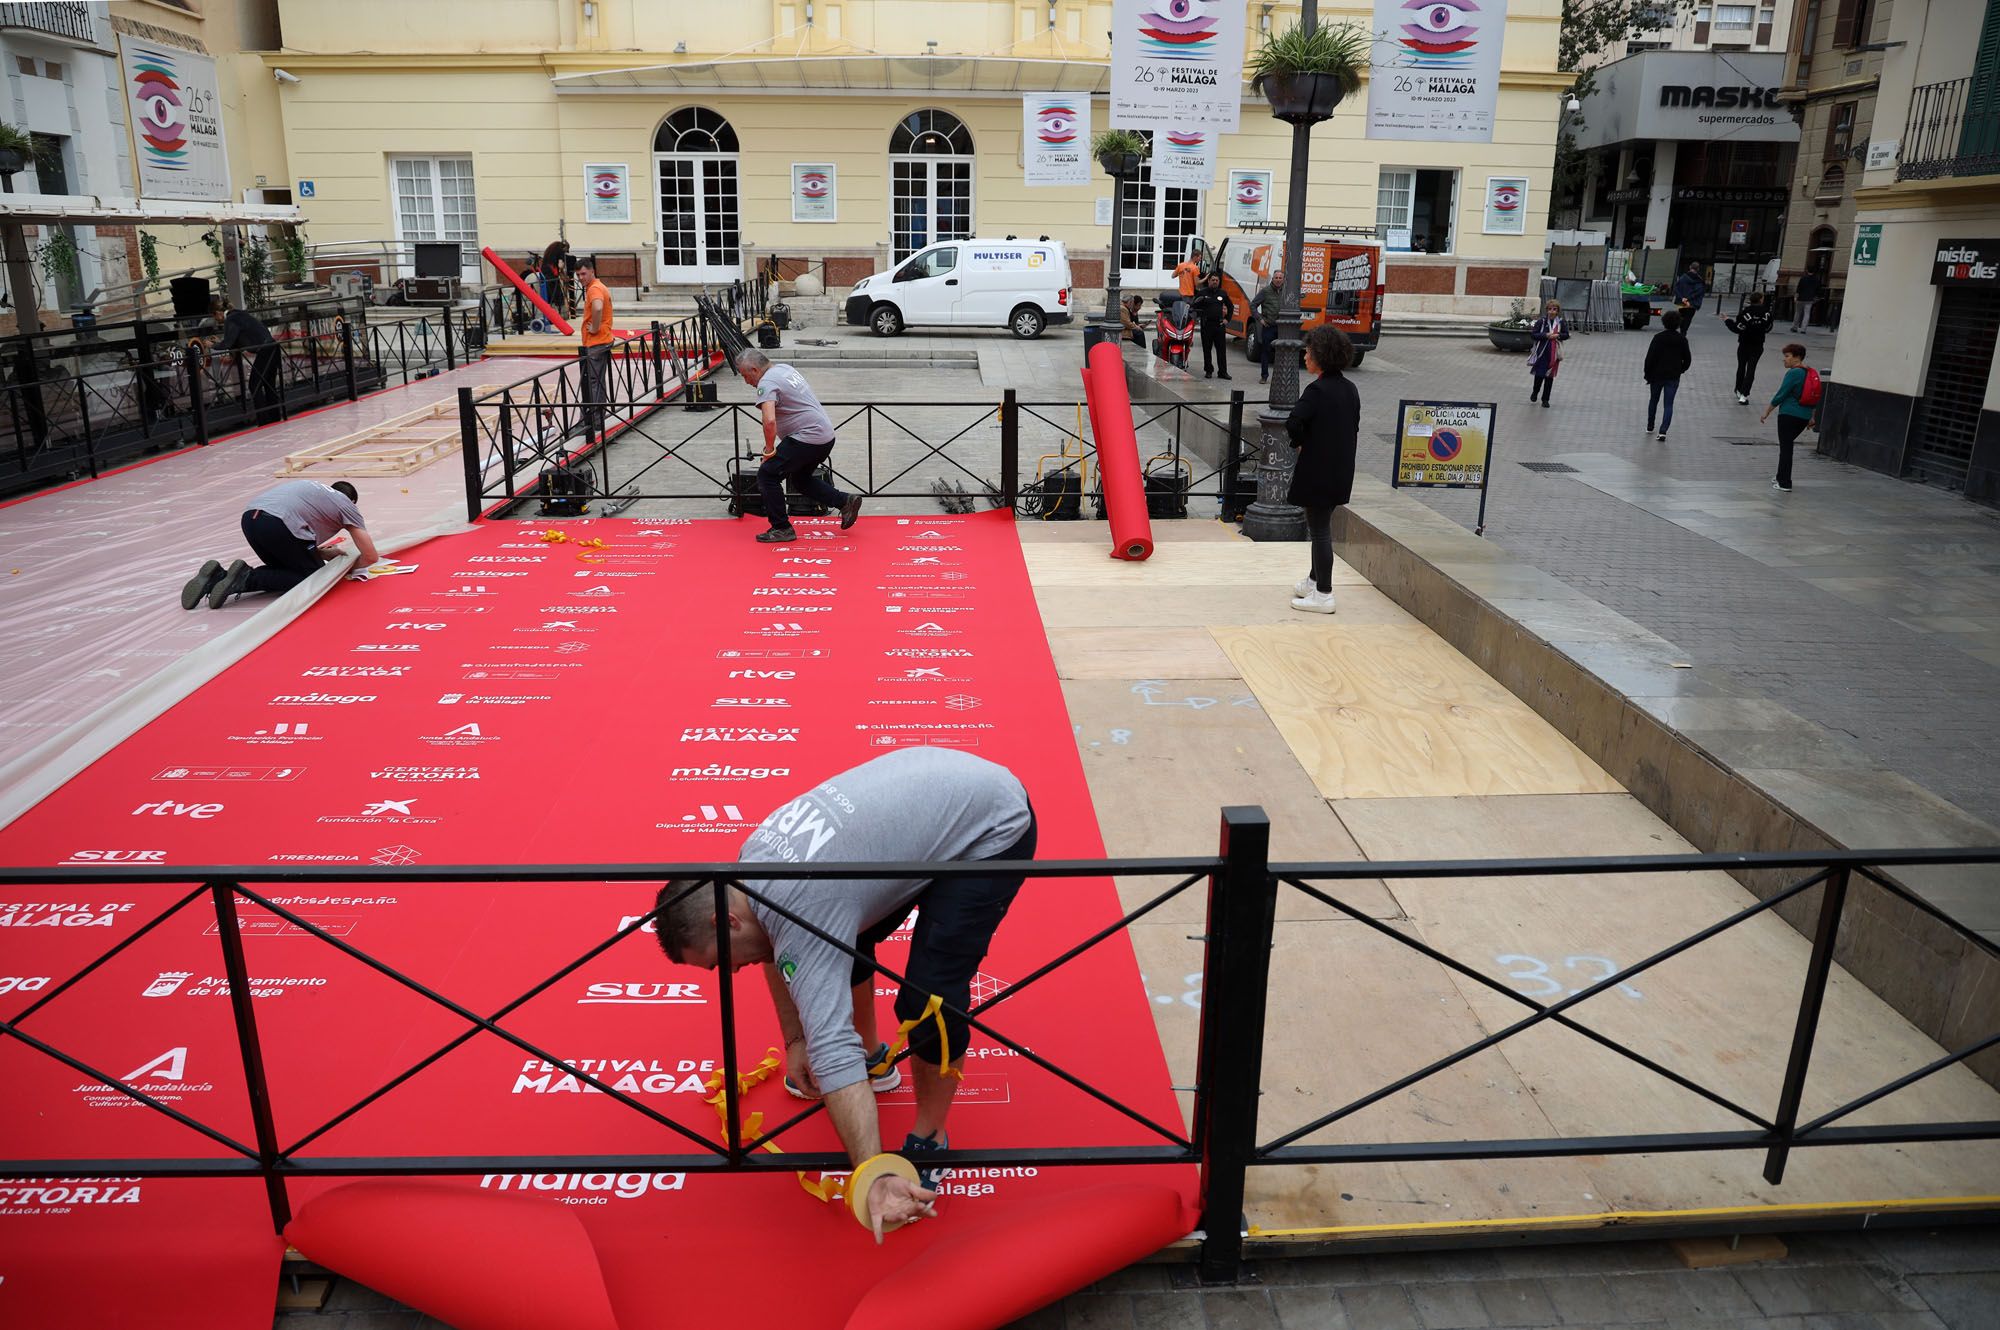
[653,107,743,283]
[1118,164,1204,290]
[391,155,480,281]
[891,159,974,264]
[890,244,960,325]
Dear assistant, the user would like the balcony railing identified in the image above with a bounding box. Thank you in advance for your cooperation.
[0,1,100,46]
[1899,76,2000,181]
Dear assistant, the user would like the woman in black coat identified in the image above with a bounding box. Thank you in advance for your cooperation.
[1285,324,1360,614]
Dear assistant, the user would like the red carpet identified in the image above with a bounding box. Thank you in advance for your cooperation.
[0,511,1193,1329]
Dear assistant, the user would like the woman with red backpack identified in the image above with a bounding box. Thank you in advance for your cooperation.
[1760,342,1821,492]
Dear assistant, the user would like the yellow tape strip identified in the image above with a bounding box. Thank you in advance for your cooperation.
[536,529,610,561]
[869,993,960,1081]
[699,1046,858,1206]
[1245,1194,2000,1239]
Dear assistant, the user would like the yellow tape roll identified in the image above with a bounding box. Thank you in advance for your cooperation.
[845,1152,920,1232]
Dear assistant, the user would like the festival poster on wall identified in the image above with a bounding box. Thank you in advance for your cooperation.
[583,163,630,223]
[1366,0,1510,143]
[791,163,837,222]
[117,34,230,202]
[1109,0,1249,132]
[1483,176,1528,235]
[1023,95,1091,186]
[1152,128,1216,190]
[1226,169,1272,226]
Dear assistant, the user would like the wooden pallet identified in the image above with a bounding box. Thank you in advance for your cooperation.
[277,388,510,478]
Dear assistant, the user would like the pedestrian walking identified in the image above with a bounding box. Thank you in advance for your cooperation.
[735,349,862,543]
[1526,298,1569,407]
[1761,342,1816,493]
[1790,269,1822,332]
[1284,325,1360,616]
[1255,273,1281,384]
[1671,261,1708,318]
[1725,292,1774,404]
[1194,272,1234,380]
[1643,310,1693,442]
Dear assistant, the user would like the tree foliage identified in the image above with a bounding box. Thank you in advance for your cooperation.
[1561,0,1696,100]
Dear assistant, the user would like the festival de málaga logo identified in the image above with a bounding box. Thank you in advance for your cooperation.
[1490,182,1521,213]
[797,171,830,199]
[1233,175,1266,207]
[1137,0,1218,59]
[591,170,622,199]
[1035,104,1080,145]
[1398,0,1483,68]
[1165,129,1206,156]
[130,47,189,171]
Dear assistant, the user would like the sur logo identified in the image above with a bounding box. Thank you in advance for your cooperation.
[1137,0,1217,58]
[1400,2,1483,68]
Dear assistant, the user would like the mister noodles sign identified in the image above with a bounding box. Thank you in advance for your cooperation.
[1109,0,1249,132]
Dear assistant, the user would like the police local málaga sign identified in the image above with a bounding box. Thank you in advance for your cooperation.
[1367,0,1509,143]
[1023,96,1092,187]
[1109,0,1249,132]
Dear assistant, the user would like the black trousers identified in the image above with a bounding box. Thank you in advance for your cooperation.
[756,435,848,530]
[241,510,322,597]
[1530,373,1554,403]
[1304,505,1334,593]
[1776,414,1807,488]
[247,348,281,425]
[1735,342,1764,398]
[851,810,1038,1065]
[579,343,612,440]
[1199,321,1228,375]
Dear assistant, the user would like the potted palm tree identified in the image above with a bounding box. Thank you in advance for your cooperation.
[1092,128,1150,178]
[1249,21,1369,125]
[0,123,34,180]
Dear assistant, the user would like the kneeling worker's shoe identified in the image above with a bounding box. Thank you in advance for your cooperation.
[1290,588,1337,615]
[207,560,251,609]
[757,527,798,544]
[903,1129,949,1191]
[783,1043,903,1100]
[840,495,863,530]
[181,559,224,610]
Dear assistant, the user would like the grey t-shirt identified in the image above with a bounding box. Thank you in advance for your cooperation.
[755,364,836,446]
[246,480,365,543]
[741,748,1032,1094]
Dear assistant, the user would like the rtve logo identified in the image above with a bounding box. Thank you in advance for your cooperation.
[727,669,796,679]
[385,622,446,631]
[132,801,223,819]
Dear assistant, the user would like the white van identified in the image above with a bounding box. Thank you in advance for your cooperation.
[844,238,1072,339]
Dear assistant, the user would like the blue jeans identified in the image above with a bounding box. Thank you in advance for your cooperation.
[1647,380,1680,434]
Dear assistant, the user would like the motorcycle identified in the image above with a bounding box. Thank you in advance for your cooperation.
[1156,298,1195,370]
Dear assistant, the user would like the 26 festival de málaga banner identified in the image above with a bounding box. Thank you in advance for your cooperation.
[1109,0,1248,132]
[1023,95,1092,187]
[118,34,230,201]
[1366,0,1509,143]
[1151,128,1216,190]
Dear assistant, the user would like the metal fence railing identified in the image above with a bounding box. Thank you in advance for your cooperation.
[2,829,1994,1283]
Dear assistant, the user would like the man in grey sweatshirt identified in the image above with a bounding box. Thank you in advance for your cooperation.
[656,748,1036,1238]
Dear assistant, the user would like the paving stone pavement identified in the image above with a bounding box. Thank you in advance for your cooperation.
[274,1225,2000,1328]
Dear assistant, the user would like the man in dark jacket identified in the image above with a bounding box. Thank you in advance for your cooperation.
[1671,262,1707,318]
[1193,273,1234,380]
[1791,269,1822,333]
[210,296,281,424]
[1725,292,1775,404]
[1643,310,1694,443]
[1256,275,1282,383]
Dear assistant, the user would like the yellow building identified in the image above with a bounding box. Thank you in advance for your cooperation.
[265,0,1567,317]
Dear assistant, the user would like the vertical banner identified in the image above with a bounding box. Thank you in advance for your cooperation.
[583,164,630,223]
[791,163,838,222]
[117,35,229,201]
[1367,0,1509,143]
[1023,95,1092,186]
[1226,169,1272,226]
[1482,176,1528,234]
[1152,128,1216,190]
[1109,0,1249,131]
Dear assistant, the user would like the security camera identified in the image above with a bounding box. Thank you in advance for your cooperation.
[1565,95,1581,112]
[272,68,302,85]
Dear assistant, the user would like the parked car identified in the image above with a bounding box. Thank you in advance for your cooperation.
[845,238,1073,339]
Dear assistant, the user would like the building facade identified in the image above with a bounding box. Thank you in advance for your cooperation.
[266,0,1568,316]
[1822,0,2000,504]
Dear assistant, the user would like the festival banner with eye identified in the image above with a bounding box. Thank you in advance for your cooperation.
[1483,176,1528,236]
[791,163,838,222]
[1226,169,1273,226]
[582,164,631,224]
[1366,0,1508,144]
[1154,129,1215,189]
[1109,0,1248,131]
[1022,95,1092,186]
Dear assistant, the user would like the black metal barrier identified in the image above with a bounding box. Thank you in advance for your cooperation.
[3,830,1995,1283]
[460,384,1258,521]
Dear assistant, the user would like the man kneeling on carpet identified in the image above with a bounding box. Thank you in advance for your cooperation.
[182,478,381,609]
[655,747,1036,1240]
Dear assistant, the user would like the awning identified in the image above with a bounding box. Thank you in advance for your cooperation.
[0,192,302,227]
[553,54,1124,98]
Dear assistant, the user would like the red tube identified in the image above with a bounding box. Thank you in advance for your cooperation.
[1081,339,1154,561]
[481,246,575,336]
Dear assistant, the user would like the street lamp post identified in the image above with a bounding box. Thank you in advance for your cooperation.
[1241,0,1320,543]
[1096,153,1139,339]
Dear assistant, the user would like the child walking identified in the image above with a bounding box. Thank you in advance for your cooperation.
[1643,310,1693,442]
[1725,292,1775,404]
[1760,342,1814,493]
[1527,298,1569,407]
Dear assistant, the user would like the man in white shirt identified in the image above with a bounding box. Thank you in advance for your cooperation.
[183,478,381,609]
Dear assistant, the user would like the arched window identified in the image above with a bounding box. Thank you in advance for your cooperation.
[890,109,974,262]
[654,107,741,281]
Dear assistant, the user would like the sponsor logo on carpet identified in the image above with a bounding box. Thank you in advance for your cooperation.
[468,556,544,565]
[663,804,757,833]
[711,697,791,708]
[437,692,552,706]
[679,727,799,743]
[754,588,835,596]
[0,1178,144,1212]
[516,621,595,634]
[569,586,619,597]
[898,545,964,552]
[230,720,322,744]
[884,647,973,658]
[0,974,52,995]
[540,604,617,614]
[667,764,792,782]
[421,722,498,748]
[369,765,481,781]
[304,666,411,677]
[749,607,836,615]
[511,1056,718,1095]
[388,605,490,615]
[2,898,138,924]
[268,693,378,705]
[749,622,819,637]
[898,622,959,638]
[718,648,827,659]
[155,765,303,781]
[479,1172,686,1203]
[354,644,422,653]
[453,571,528,578]
[56,848,168,865]
[73,1046,210,1110]
[462,668,562,680]
[318,796,439,826]
[441,584,501,594]
[144,971,328,1000]
[578,981,706,1005]
[772,572,829,580]
[727,669,796,680]
[130,800,223,820]
[371,844,422,866]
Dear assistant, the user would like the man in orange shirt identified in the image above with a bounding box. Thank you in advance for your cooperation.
[1173,248,1202,298]
[578,257,613,440]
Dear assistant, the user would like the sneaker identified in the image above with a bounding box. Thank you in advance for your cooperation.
[1736,393,1749,404]
[1292,576,1315,598]
[181,559,224,610]
[206,559,250,609]
[1656,432,1668,443]
[839,495,863,531]
[1772,481,1792,492]
[1290,589,1337,615]
[902,1129,949,1191]
[756,527,798,544]
[784,1042,902,1100]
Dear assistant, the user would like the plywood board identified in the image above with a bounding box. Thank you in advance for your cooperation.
[1216,624,1623,800]
[1036,582,1419,630]
[1048,627,1238,680]
[1024,541,1367,587]
[1061,678,1399,923]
